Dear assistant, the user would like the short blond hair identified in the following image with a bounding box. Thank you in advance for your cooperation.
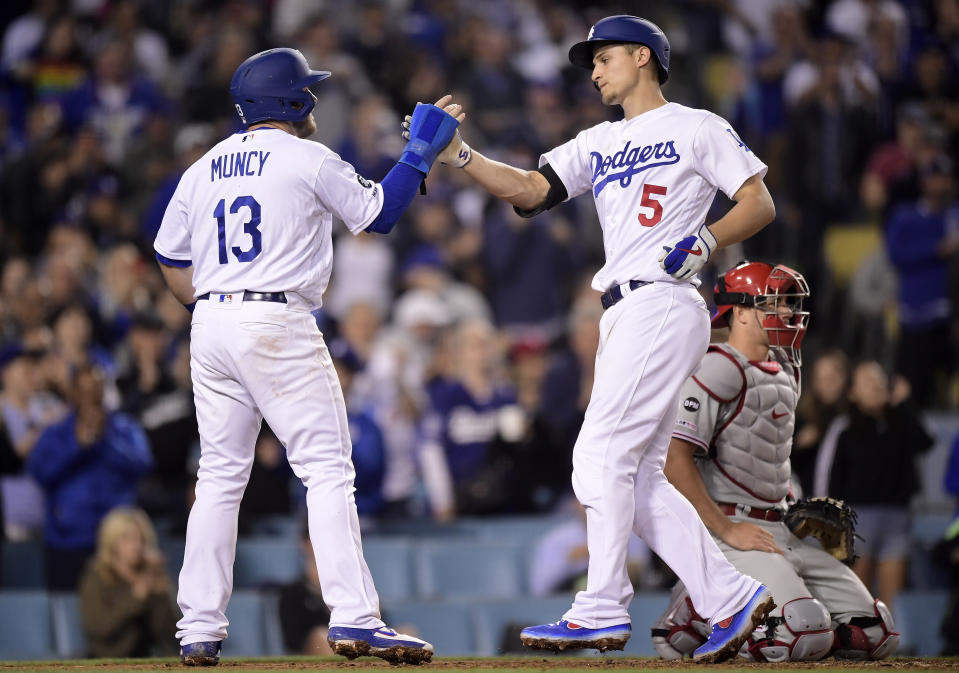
[93,507,159,576]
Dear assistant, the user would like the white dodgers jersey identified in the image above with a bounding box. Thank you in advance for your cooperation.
[541,102,767,291]
[154,127,384,309]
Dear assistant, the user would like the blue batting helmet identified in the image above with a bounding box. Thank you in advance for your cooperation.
[230,48,331,126]
[568,15,670,83]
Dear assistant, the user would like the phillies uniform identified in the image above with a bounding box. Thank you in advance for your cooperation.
[155,127,389,645]
[539,103,767,628]
[654,342,898,661]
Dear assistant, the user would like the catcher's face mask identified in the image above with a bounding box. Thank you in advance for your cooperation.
[756,265,810,366]
[713,261,810,365]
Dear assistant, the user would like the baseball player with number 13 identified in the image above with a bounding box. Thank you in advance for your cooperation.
[154,48,462,666]
[418,15,777,662]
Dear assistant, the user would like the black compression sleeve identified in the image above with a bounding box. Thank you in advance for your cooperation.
[513,164,569,218]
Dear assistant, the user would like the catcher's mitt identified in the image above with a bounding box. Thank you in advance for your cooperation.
[783,497,858,564]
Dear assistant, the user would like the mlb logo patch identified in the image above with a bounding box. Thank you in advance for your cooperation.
[218,293,234,304]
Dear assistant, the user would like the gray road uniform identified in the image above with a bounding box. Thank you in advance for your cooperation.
[651,343,899,661]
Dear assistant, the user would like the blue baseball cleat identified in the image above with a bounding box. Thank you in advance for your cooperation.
[180,641,221,666]
[693,585,776,663]
[327,625,433,664]
[520,619,631,652]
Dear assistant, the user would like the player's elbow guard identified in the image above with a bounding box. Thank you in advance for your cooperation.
[513,164,567,219]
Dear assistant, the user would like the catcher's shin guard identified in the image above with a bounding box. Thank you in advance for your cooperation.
[650,587,709,659]
[832,599,900,660]
[744,597,833,662]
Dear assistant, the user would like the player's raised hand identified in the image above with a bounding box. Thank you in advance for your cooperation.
[658,223,717,280]
[720,521,784,554]
[402,95,472,168]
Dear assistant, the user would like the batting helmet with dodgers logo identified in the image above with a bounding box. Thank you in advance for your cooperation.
[230,48,331,126]
[568,15,670,83]
[712,260,811,364]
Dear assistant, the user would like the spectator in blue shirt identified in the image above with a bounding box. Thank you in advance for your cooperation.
[28,364,153,590]
[885,154,959,407]
[420,319,525,519]
[331,345,386,520]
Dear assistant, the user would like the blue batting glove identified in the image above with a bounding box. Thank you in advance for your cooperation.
[398,103,461,174]
[658,223,717,280]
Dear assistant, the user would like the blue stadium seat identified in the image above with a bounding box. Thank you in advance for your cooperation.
[414,541,526,600]
[2,542,45,589]
[893,590,949,656]
[382,600,475,655]
[260,589,287,655]
[50,592,86,659]
[233,538,301,588]
[472,595,574,656]
[362,538,414,602]
[912,513,953,545]
[0,591,54,660]
[221,590,268,657]
[621,593,671,657]
[248,515,301,539]
[459,516,565,544]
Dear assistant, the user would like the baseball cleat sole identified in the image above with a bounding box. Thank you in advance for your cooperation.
[330,639,433,664]
[520,635,629,653]
[180,654,219,666]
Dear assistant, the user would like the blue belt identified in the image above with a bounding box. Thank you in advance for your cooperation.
[197,291,287,304]
[600,280,652,310]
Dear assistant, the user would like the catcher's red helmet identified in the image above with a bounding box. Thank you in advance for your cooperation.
[712,261,810,363]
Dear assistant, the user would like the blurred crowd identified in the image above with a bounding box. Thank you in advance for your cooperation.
[0,0,957,607]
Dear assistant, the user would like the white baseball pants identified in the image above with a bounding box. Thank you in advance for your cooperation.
[564,282,759,628]
[176,297,383,646]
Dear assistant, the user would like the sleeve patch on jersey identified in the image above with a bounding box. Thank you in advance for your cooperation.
[676,418,698,432]
[682,396,701,412]
[356,174,374,188]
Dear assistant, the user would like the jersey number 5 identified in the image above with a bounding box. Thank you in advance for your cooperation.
[637,184,667,227]
[214,195,262,264]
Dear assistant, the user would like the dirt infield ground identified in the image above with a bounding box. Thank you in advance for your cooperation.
[2,657,959,672]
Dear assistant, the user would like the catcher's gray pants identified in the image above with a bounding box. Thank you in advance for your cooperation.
[715,516,876,621]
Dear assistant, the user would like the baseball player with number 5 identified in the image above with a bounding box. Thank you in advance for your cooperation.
[418,15,777,661]
[154,48,462,666]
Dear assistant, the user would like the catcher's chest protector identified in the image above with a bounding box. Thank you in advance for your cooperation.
[707,343,798,504]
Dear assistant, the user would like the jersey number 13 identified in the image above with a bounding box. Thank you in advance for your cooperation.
[214,195,262,264]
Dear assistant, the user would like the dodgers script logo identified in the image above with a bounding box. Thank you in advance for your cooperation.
[591,140,680,197]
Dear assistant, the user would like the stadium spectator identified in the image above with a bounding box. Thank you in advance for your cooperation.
[361,289,450,517]
[117,313,196,520]
[827,361,934,609]
[419,319,525,519]
[885,154,959,408]
[0,340,65,540]
[239,426,297,534]
[538,298,602,460]
[27,364,153,590]
[59,39,168,165]
[784,30,879,276]
[331,345,386,520]
[78,506,177,657]
[481,200,580,343]
[794,348,849,495]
